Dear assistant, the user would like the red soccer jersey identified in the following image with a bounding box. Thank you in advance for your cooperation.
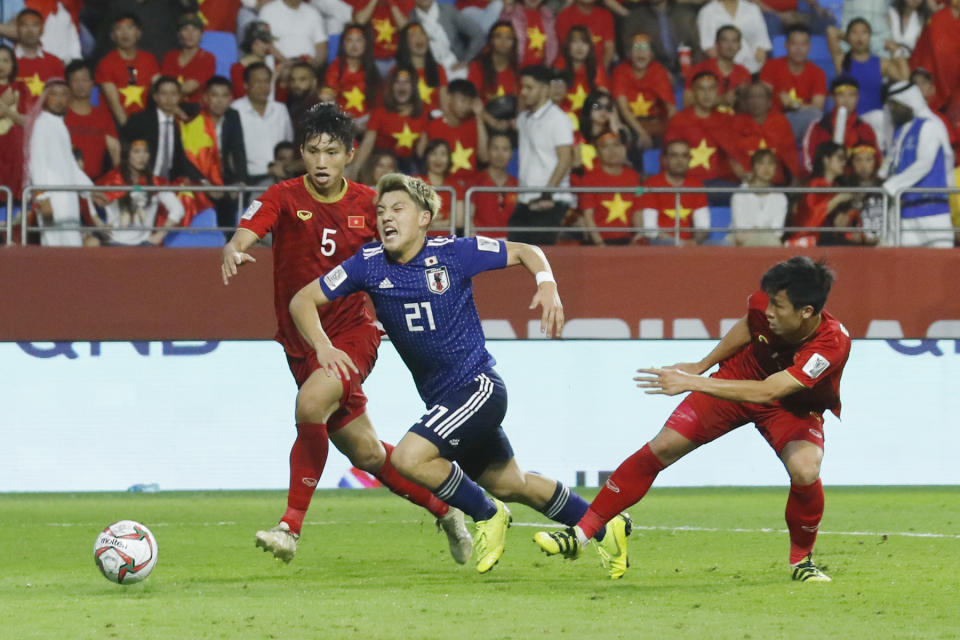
[555,5,613,63]
[732,112,800,184]
[65,104,118,180]
[367,107,428,158]
[468,170,517,238]
[95,49,160,116]
[325,61,376,118]
[415,65,446,114]
[520,8,549,67]
[467,61,519,102]
[16,51,64,110]
[577,164,640,240]
[239,176,379,357]
[684,58,751,96]
[638,172,707,239]
[720,290,850,417]
[611,60,675,120]
[198,0,241,31]
[161,48,216,104]
[664,107,739,182]
[348,0,415,59]
[759,57,827,113]
[426,116,479,174]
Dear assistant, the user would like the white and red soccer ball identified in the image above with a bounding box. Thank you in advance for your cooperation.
[93,520,158,584]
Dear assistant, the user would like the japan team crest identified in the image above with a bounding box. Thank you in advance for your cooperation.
[425,266,450,295]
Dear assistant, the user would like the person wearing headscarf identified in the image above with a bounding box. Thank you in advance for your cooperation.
[882,81,956,248]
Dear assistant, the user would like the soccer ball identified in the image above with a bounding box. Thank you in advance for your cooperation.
[93,520,159,585]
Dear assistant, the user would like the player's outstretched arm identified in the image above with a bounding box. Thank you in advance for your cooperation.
[220,228,259,285]
[668,315,752,375]
[634,368,805,404]
[289,280,360,380]
[504,241,564,338]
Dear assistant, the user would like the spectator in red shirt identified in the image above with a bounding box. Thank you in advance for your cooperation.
[621,0,703,81]
[13,9,64,111]
[347,0,415,76]
[325,23,381,130]
[0,44,27,202]
[800,75,880,177]
[469,21,519,103]
[785,140,854,247]
[612,33,677,150]
[638,138,710,245]
[576,88,634,172]
[910,0,960,136]
[577,132,640,245]
[421,78,488,175]
[95,13,160,126]
[232,21,287,101]
[416,138,464,230]
[355,65,428,174]
[554,25,608,117]
[396,23,447,116]
[733,80,800,184]
[65,60,120,182]
[665,70,744,197]
[555,0,616,69]
[759,24,826,144]
[499,0,558,68]
[684,25,751,109]
[467,131,517,237]
[358,148,399,187]
[160,13,216,105]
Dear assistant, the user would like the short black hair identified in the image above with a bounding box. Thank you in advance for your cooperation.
[447,78,477,98]
[274,141,296,157]
[520,64,552,85]
[112,12,143,30]
[243,61,272,85]
[830,74,859,93]
[16,8,43,22]
[761,256,835,313]
[299,102,355,149]
[785,24,811,40]
[691,69,719,85]
[151,75,180,95]
[65,59,93,81]
[205,75,232,92]
[716,24,741,41]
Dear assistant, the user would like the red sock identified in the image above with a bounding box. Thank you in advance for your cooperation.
[786,479,824,564]
[579,444,666,539]
[281,422,329,535]
[375,441,449,518]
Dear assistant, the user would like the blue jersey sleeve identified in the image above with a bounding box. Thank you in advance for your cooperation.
[454,236,509,278]
[317,251,368,301]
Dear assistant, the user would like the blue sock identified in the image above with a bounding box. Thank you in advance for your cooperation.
[543,482,607,541]
[434,463,497,521]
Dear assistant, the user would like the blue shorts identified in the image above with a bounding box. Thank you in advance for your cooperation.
[409,370,514,479]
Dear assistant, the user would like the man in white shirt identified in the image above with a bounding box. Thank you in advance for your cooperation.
[231,62,294,184]
[697,0,772,74]
[509,65,573,245]
[258,0,328,67]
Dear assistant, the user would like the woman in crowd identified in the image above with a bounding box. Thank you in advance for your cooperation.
[887,0,932,58]
[324,23,381,128]
[785,141,854,247]
[416,138,463,231]
[576,88,631,172]
[396,23,447,116]
[554,25,607,115]
[0,44,27,213]
[730,149,789,247]
[468,21,519,103]
[231,20,285,100]
[355,65,429,174]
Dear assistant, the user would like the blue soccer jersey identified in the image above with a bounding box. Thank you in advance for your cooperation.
[318,236,509,405]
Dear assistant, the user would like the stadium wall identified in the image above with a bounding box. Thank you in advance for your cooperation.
[1,246,959,340]
[1,339,957,492]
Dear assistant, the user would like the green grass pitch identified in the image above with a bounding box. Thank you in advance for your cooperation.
[1,487,957,640]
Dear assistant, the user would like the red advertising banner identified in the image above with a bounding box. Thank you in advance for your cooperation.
[1,246,958,340]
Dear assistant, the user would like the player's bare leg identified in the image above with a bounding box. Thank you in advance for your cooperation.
[780,440,831,582]
[255,370,342,562]
[391,433,509,573]
[330,415,471,564]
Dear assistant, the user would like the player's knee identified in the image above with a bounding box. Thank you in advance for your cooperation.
[347,440,386,473]
[789,465,821,486]
[295,393,338,424]
[387,443,418,478]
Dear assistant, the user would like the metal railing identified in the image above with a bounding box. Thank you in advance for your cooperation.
[464,185,893,245]
[1,186,12,244]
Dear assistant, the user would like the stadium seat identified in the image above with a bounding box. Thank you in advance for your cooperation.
[642,149,661,176]
[772,34,787,58]
[90,86,99,107]
[327,34,340,61]
[164,208,225,247]
[707,205,731,244]
[201,31,239,79]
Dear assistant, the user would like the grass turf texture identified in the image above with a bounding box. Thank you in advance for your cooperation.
[1,487,957,640]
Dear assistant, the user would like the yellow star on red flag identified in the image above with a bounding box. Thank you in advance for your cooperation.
[418,77,434,105]
[23,73,45,97]
[119,85,146,108]
[392,123,419,149]
[567,84,588,111]
[450,140,474,173]
[664,205,692,219]
[601,193,631,224]
[372,18,395,44]
[629,92,654,117]
[527,26,546,52]
[343,86,365,112]
[689,139,716,170]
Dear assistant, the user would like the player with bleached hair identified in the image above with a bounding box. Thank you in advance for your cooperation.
[535,256,850,582]
[288,173,632,576]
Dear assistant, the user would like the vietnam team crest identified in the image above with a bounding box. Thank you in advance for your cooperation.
[425,266,450,295]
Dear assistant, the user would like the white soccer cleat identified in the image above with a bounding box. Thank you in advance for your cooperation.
[255,521,299,563]
[437,507,473,564]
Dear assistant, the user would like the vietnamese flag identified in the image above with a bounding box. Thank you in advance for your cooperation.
[180,112,223,186]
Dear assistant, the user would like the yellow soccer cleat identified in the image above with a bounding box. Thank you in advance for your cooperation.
[473,499,511,573]
[595,513,632,580]
[533,527,582,560]
[791,554,832,582]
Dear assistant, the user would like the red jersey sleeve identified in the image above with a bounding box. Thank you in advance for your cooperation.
[786,329,850,389]
[238,185,282,237]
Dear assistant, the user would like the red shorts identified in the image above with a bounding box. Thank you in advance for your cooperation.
[664,391,826,455]
[285,323,381,433]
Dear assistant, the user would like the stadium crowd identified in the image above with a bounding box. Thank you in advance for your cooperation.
[0,0,958,247]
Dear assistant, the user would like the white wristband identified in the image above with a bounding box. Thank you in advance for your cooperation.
[535,271,555,286]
